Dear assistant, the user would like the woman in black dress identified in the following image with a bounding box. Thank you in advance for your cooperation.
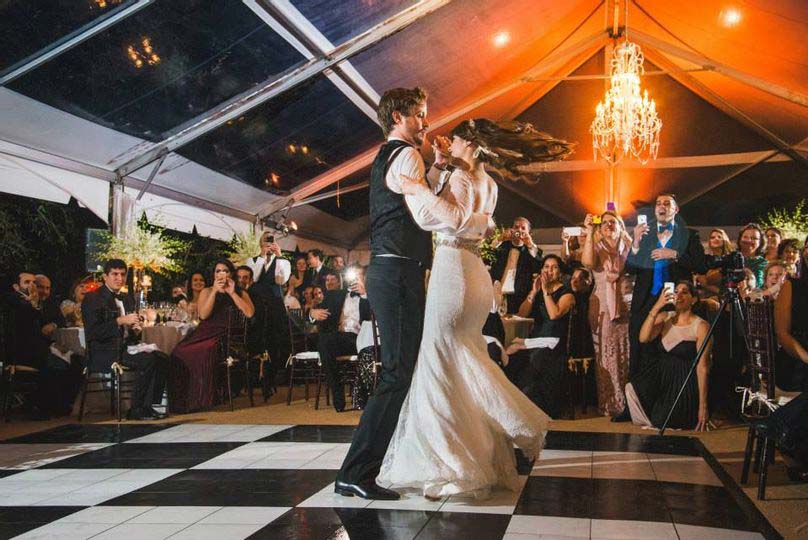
[508,254,575,418]
[774,244,808,391]
[625,281,712,430]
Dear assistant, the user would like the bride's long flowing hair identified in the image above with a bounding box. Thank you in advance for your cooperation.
[450,118,574,182]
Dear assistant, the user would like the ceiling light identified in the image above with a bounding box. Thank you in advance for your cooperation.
[719,7,742,27]
[492,31,510,48]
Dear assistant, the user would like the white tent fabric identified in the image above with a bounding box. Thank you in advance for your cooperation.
[0,153,110,222]
[122,188,252,242]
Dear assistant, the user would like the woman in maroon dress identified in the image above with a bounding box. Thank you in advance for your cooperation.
[169,260,254,413]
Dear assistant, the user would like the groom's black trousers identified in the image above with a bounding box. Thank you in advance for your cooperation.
[338,257,426,484]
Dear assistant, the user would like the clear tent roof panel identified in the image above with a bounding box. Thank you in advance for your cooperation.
[0,0,116,71]
[290,0,417,46]
[177,74,381,192]
[7,0,305,141]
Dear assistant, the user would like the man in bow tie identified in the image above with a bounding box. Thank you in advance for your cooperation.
[81,259,169,420]
[489,217,543,314]
[624,194,706,378]
[309,268,371,412]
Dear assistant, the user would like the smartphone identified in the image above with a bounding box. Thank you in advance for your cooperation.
[637,214,647,225]
[592,216,602,225]
[563,226,583,236]
[664,281,676,300]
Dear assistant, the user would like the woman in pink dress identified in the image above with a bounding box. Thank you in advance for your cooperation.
[582,211,632,416]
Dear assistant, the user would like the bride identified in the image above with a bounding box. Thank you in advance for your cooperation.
[377,118,573,499]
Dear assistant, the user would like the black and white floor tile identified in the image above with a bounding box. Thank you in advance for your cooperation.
[0,424,781,539]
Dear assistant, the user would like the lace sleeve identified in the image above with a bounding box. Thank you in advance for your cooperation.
[409,170,477,233]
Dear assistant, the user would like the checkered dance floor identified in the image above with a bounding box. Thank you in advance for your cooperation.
[0,424,780,539]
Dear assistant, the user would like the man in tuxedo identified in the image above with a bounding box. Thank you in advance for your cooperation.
[336,87,492,500]
[305,249,331,290]
[490,217,542,314]
[625,194,706,378]
[310,269,371,412]
[35,274,65,332]
[81,259,168,420]
[244,233,291,390]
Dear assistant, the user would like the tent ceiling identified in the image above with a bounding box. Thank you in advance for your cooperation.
[1,0,807,244]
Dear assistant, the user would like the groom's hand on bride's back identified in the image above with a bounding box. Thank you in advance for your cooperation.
[309,308,330,321]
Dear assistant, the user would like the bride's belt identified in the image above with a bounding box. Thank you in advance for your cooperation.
[435,237,481,257]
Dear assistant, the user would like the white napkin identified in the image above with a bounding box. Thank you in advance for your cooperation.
[127,343,159,354]
[49,345,73,365]
[522,337,560,350]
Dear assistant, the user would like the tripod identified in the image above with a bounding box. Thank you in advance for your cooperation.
[659,284,751,436]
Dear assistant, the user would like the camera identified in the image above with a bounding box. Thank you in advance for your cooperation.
[707,251,746,288]
[263,234,274,244]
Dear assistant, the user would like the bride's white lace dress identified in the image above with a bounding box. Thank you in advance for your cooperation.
[377,167,549,499]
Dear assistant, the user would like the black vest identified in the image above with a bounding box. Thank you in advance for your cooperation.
[369,140,432,267]
[252,256,283,298]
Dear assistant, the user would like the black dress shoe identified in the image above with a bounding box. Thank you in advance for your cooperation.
[334,480,400,500]
[611,407,631,423]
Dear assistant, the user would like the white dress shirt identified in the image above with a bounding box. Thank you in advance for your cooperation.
[338,294,363,335]
[244,254,291,285]
[382,137,492,248]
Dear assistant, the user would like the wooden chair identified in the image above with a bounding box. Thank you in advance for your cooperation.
[285,309,320,405]
[739,296,779,500]
[565,302,593,419]
[221,306,251,411]
[0,308,54,422]
[76,322,133,422]
[315,354,359,410]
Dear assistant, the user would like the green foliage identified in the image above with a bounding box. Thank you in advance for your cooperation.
[0,195,90,292]
[100,220,188,274]
[480,225,506,266]
[225,230,262,266]
[759,199,808,242]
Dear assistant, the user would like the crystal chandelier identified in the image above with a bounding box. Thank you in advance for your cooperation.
[590,40,661,164]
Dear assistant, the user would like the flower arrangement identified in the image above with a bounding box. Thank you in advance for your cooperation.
[759,199,808,242]
[226,230,263,266]
[101,223,187,274]
[480,225,506,266]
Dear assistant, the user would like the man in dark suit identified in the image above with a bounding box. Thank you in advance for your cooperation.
[490,217,542,314]
[305,249,331,291]
[81,259,169,420]
[625,194,706,378]
[310,269,371,412]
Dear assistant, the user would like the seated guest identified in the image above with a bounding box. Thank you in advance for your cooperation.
[737,223,768,288]
[764,227,784,263]
[311,286,325,307]
[324,271,342,292]
[625,281,712,431]
[82,260,169,420]
[778,238,801,278]
[288,256,309,298]
[169,260,254,413]
[774,248,808,392]
[306,249,331,290]
[284,281,302,310]
[755,261,788,300]
[309,268,371,412]
[187,271,206,306]
[3,271,67,417]
[61,278,88,327]
[489,217,542,314]
[235,265,254,291]
[35,274,65,334]
[507,254,575,418]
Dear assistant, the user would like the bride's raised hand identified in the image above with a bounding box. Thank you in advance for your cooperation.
[432,136,452,166]
[399,174,428,196]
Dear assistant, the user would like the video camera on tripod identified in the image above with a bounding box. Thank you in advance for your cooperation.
[706,251,746,288]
